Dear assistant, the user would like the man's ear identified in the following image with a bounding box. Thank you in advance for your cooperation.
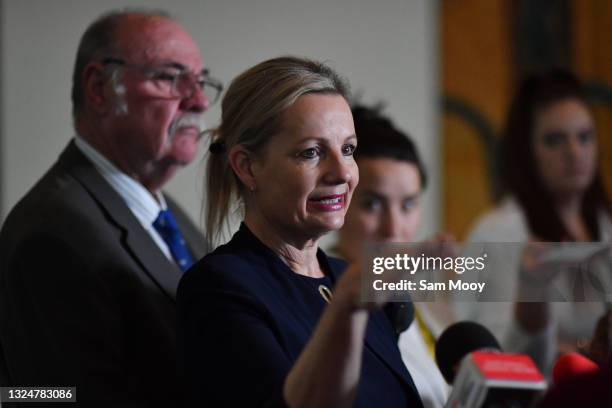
[227,144,257,192]
[82,62,112,115]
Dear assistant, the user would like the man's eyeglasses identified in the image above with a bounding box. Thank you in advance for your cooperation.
[102,57,223,105]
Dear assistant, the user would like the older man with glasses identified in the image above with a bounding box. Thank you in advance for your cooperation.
[0,9,220,407]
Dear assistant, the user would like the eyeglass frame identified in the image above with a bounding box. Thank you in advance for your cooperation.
[101,57,223,105]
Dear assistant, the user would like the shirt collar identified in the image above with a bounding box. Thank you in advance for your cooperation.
[74,136,167,226]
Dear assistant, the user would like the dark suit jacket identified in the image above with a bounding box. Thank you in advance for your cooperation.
[177,223,424,407]
[0,140,207,407]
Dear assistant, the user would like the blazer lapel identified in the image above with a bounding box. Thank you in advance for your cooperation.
[59,141,182,301]
[364,313,418,388]
[230,226,329,347]
[229,225,422,403]
[324,256,421,396]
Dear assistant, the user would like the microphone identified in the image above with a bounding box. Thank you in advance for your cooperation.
[436,321,547,408]
[436,321,501,383]
[535,360,612,407]
[552,352,599,384]
[384,301,415,338]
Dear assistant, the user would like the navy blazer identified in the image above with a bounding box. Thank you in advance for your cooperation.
[178,224,424,407]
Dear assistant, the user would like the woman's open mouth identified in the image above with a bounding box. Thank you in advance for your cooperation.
[307,193,346,211]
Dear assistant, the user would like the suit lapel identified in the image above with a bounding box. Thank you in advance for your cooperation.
[324,256,420,396]
[231,227,331,344]
[230,225,422,402]
[59,141,182,301]
[364,312,419,390]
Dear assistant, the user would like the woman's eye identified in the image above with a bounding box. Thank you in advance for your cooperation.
[362,197,382,212]
[542,131,565,148]
[402,198,417,212]
[342,143,356,156]
[299,147,319,159]
[578,129,594,144]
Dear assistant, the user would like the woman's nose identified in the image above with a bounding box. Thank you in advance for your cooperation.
[323,151,353,184]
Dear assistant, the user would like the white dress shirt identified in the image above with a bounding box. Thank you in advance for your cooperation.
[74,136,174,262]
[398,323,449,408]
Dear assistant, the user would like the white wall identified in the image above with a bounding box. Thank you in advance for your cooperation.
[1,0,439,243]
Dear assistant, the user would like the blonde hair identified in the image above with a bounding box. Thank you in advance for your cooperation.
[206,56,350,243]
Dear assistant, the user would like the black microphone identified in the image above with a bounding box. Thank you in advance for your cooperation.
[436,321,501,383]
[384,301,414,339]
[436,321,547,408]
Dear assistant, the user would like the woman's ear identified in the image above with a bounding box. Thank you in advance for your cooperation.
[227,144,257,192]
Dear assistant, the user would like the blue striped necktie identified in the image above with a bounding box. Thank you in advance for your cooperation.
[152,208,194,272]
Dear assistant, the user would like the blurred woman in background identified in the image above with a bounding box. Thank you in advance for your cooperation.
[335,105,451,407]
[465,69,612,374]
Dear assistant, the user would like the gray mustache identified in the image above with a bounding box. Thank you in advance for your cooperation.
[168,114,207,140]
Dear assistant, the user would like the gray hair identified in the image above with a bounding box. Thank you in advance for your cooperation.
[206,56,350,243]
[70,8,171,121]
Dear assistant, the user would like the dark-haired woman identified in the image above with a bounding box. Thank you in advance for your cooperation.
[335,104,450,407]
[463,69,612,375]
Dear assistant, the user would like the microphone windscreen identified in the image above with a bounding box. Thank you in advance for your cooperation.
[552,352,599,384]
[435,321,501,384]
[384,301,414,337]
